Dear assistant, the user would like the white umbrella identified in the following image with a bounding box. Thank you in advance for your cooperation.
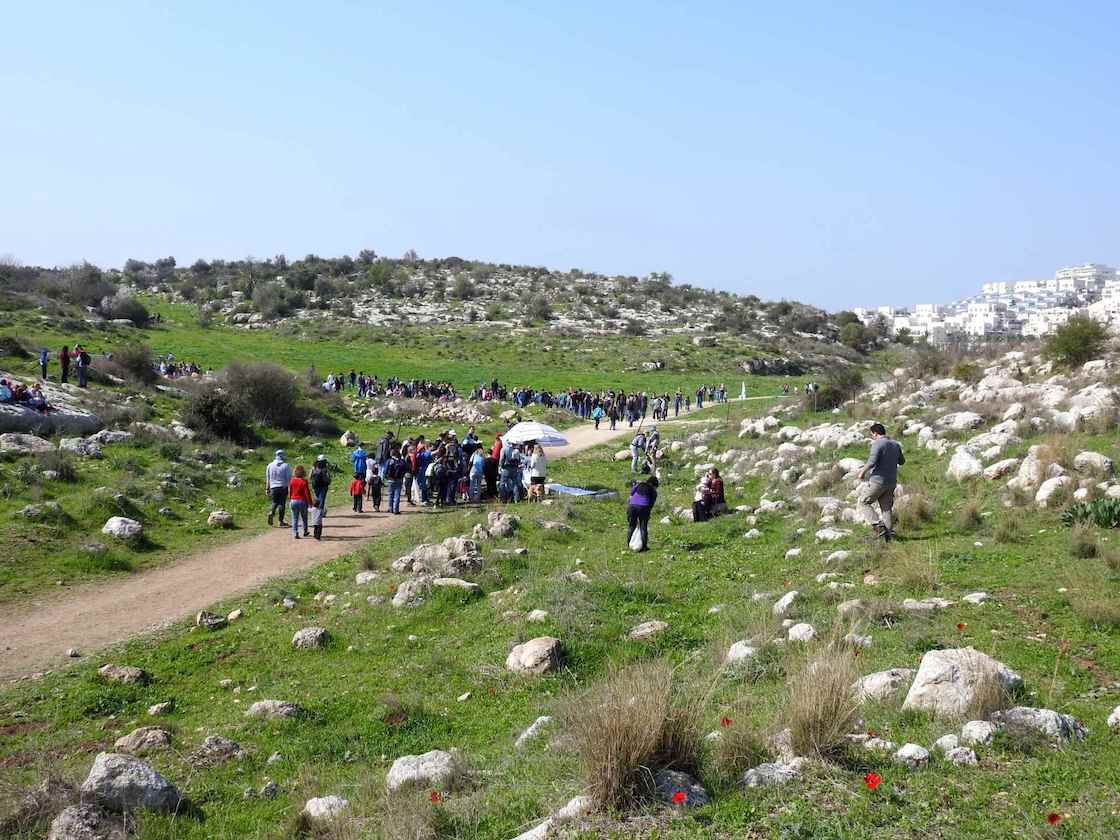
[502,421,569,446]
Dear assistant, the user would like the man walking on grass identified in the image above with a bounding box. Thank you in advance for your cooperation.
[265,449,293,527]
[858,422,905,541]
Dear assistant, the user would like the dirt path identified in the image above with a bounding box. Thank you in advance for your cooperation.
[1,401,777,680]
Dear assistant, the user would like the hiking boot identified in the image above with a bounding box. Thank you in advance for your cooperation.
[268,513,274,526]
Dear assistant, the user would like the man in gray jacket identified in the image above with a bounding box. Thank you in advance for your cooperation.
[266,449,293,527]
[857,422,905,541]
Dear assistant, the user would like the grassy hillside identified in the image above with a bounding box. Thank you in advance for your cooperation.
[3,372,1120,838]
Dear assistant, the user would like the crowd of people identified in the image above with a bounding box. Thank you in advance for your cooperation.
[264,425,552,539]
[322,372,460,401]
[0,377,50,412]
[158,354,207,378]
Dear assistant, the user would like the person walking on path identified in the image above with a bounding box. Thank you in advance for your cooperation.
[627,476,659,551]
[310,454,331,515]
[528,444,547,501]
[375,430,394,479]
[857,422,905,541]
[469,445,485,502]
[592,404,604,430]
[385,447,407,515]
[266,449,292,527]
[351,441,369,481]
[349,474,365,512]
[288,465,312,538]
[365,458,383,512]
[38,348,49,381]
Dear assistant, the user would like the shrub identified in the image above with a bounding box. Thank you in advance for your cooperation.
[1043,313,1109,368]
[36,451,78,483]
[525,294,553,321]
[223,361,304,431]
[950,361,982,384]
[563,661,701,809]
[183,384,252,443]
[1070,524,1099,559]
[807,367,864,412]
[953,498,984,533]
[783,643,860,758]
[911,344,950,378]
[100,293,150,326]
[0,335,30,358]
[112,344,158,386]
[251,281,304,319]
[993,509,1027,543]
[894,491,935,529]
[1063,498,1120,529]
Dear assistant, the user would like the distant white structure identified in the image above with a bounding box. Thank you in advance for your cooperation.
[857,262,1117,344]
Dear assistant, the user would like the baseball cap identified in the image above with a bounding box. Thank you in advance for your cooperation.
[316,454,327,462]
[275,449,286,459]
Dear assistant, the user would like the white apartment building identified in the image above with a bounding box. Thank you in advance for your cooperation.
[1055,263,1117,290]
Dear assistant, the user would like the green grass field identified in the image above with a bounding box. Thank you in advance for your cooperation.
[2,392,1119,838]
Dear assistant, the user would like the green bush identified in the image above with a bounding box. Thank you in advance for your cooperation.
[1043,314,1109,368]
[223,361,304,431]
[1062,498,1120,529]
[112,344,158,386]
[100,293,150,326]
[806,367,864,411]
[183,384,252,443]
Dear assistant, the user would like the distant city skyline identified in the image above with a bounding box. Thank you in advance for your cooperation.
[3,1,1119,310]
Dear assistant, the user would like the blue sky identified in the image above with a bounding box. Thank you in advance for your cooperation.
[3,1,1118,310]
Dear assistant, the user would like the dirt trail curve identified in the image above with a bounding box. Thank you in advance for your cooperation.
[1,400,776,680]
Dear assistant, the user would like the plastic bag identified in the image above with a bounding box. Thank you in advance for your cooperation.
[309,506,323,526]
[628,527,644,552]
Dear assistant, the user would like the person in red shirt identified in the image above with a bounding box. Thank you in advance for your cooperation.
[289,465,312,538]
[349,475,365,513]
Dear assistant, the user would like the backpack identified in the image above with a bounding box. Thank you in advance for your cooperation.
[632,434,645,449]
[386,458,406,481]
[79,351,91,366]
[352,451,368,475]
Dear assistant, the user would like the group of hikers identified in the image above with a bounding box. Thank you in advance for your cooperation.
[0,377,51,413]
[264,426,552,538]
[158,354,206,378]
[34,345,93,388]
[324,372,461,401]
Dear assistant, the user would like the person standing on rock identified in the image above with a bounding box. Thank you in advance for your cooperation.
[266,449,292,527]
[59,345,70,384]
[857,422,905,542]
[38,348,49,381]
[627,475,659,551]
[74,345,90,388]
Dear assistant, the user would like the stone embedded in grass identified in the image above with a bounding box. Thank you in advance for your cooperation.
[98,664,149,685]
[787,623,816,642]
[902,648,1023,719]
[101,516,142,540]
[196,611,227,631]
[506,637,562,674]
[567,570,590,583]
[864,737,897,753]
[392,578,429,608]
[1108,706,1120,730]
[983,458,1019,480]
[837,600,865,619]
[510,795,592,840]
[961,592,989,605]
[853,668,916,702]
[901,597,954,614]
[292,627,329,650]
[207,509,234,528]
[0,433,53,455]
[246,699,303,720]
[772,590,799,617]
[990,707,1087,743]
[192,735,243,765]
[355,571,379,585]
[1035,475,1073,508]
[114,727,172,755]
[654,769,710,806]
[526,609,549,622]
[432,577,483,597]
[828,550,851,563]
[48,804,126,840]
[815,527,851,542]
[80,752,181,813]
[385,749,460,793]
[302,795,349,825]
[945,746,979,766]
[147,701,173,716]
[628,620,669,641]
[932,734,959,754]
[784,548,802,559]
[487,511,520,537]
[514,715,555,749]
[724,641,758,666]
[844,632,872,648]
[741,758,805,787]
[540,520,573,533]
[1074,450,1113,476]
[947,448,983,481]
[227,608,243,622]
[815,572,839,583]
[894,743,930,769]
[960,720,995,745]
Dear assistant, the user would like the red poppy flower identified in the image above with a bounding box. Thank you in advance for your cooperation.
[866,729,877,738]
[720,715,732,728]
[671,790,687,805]
[852,648,861,657]
[864,772,882,790]
[956,622,967,631]
[1047,813,1062,826]
[430,790,441,804]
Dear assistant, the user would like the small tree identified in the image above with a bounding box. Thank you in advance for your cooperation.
[1043,314,1109,368]
[526,294,552,321]
[839,322,869,352]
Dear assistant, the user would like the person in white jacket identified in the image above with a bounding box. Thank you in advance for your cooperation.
[528,444,547,501]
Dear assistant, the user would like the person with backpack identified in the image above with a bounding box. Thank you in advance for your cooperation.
[469,445,486,502]
[385,447,408,515]
[592,404,604,430]
[351,441,369,480]
[309,455,331,539]
[375,430,394,479]
[38,348,49,381]
[74,345,91,388]
[265,449,292,527]
[415,440,433,505]
[627,476,659,551]
[365,457,383,512]
[630,430,647,473]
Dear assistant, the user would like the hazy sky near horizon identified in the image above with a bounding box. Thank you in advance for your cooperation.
[3,1,1118,310]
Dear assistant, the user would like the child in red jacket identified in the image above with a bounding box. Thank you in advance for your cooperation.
[349,476,365,513]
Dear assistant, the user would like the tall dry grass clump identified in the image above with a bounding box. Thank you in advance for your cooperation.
[783,642,860,758]
[962,651,1013,721]
[562,660,702,810]
[953,497,984,533]
[894,490,935,530]
[707,697,770,785]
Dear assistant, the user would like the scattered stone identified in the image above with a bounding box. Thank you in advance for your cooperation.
[506,637,562,674]
[961,592,989,605]
[113,727,172,755]
[787,623,816,642]
[960,720,995,746]
[392,578,429,608]
[772,590,799,617]
[98,664,149,685]
[0,433,54,455]
[628,620,669,641]
[386,749,459,793]
[67,647,82,658]
[784,548,802,559]
[653,769,710,807]
[510,795,592,840]
[146,702,173,717]
[947,448,983,481]
[260,781,279,799]
[195,611,227,631]
[515,716,555,749]
[206,509,234,528]
[932,734,959,754]
[79,752,181,813]
[227,608,243,622]
[486,511,520,538]
[844,632,872,648]
[854,668,916,702]
[47,805,128,840]
[246,700,303,720]
[302,795,349,825]
[894,743,930,769]
[526,609,549,622]
[100,517,142,541]
[432,577,483,597]
[1108,706,1120,730]
[192,735,242,764]
[990,707,1087,742]
[945,746,979,766]
[725,641,758,666]
[292,627,329,650]
[741,759,805,787]
[837,599,865,618]
[864,737,897,753]
[355,571,379,585]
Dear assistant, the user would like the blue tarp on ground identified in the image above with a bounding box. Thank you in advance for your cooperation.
[546,483,617,499]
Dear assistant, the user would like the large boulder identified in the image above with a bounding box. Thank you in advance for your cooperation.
[246,699,303,719]
[506,637,562,674]
[0,376,103,436]
[60,437,103,459]
[291,627,329,650]
[1073,451,1113,476]
[990,707,1087,742]
[79,752,181,813]
[98,664,149,685]
[947,448,983,481]
[385,749,460,793]
[302,795,349,825]
[1035,476,1073,508]
[0,432,53,455]
[937,412,984,432]
[101,517,142,541]
[396,537,483,577]
[902,648,1022,719]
